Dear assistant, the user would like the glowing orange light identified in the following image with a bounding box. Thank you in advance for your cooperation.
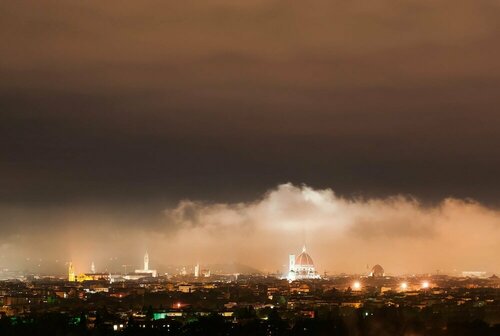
[421,281,430,289]
[400,282,408,290]
[353,281,361,290]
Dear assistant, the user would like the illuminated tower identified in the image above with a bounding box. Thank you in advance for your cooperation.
[135,251,157,277]
[194,263,200,277]
[144,252,149,271]
[91,261,96,274]
[68,262,76,282]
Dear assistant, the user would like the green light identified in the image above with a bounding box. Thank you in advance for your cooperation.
[153,313,167,320]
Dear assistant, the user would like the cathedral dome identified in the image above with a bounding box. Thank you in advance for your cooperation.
[295,246,314,266]
[287,245,320,281]
[370,264,384,277]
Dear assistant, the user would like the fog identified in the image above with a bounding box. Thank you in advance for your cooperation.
[1,184,498,276]
[1,1,500,276]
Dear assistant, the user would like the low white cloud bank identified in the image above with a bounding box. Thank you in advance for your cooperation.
[163,183,500,275]
[1,183,499,275]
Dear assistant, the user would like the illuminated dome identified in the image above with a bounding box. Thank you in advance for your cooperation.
[370,264,384,277]
[286,245,320,281]
[295,250,314,266]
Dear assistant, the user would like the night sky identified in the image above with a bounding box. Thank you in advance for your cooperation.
[1,1,499,274]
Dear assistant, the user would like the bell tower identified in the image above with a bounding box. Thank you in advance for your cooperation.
[68,262,76,282]
[144,252,149,271]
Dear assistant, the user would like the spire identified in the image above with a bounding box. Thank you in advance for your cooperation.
[302,244,307,253]
[194,262,200,277]
[144,251,149,271]
[68,261,75,282]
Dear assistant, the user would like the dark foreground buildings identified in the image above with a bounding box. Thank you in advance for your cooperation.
[1,273,500,335]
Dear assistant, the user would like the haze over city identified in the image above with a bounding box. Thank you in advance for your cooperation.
[1,183,499,276]
[1,1,500,276]
[3,2,500,335]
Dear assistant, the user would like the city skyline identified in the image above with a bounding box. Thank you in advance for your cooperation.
[2,183,499,276]
[1,1,500,279]
[1,2,500,334]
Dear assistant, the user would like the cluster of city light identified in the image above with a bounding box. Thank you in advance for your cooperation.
[350,279,432,292]
[113,324,124,331]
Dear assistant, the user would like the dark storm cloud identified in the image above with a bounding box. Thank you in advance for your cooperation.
[0,1,498,276]
[1,0,500,207]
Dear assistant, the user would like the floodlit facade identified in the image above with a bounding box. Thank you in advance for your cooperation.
[287,245,320,281]
[68,262,76,282]
[134,252,157,277]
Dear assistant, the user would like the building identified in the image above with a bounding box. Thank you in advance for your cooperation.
[134,252,157,277]
[370,264,385,277]
[286,245,320,281]
[76,273,109,282]
[462,271,487,278]
[68,262,76,282]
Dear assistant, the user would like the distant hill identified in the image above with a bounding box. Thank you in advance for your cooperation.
[207,263,262,275]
